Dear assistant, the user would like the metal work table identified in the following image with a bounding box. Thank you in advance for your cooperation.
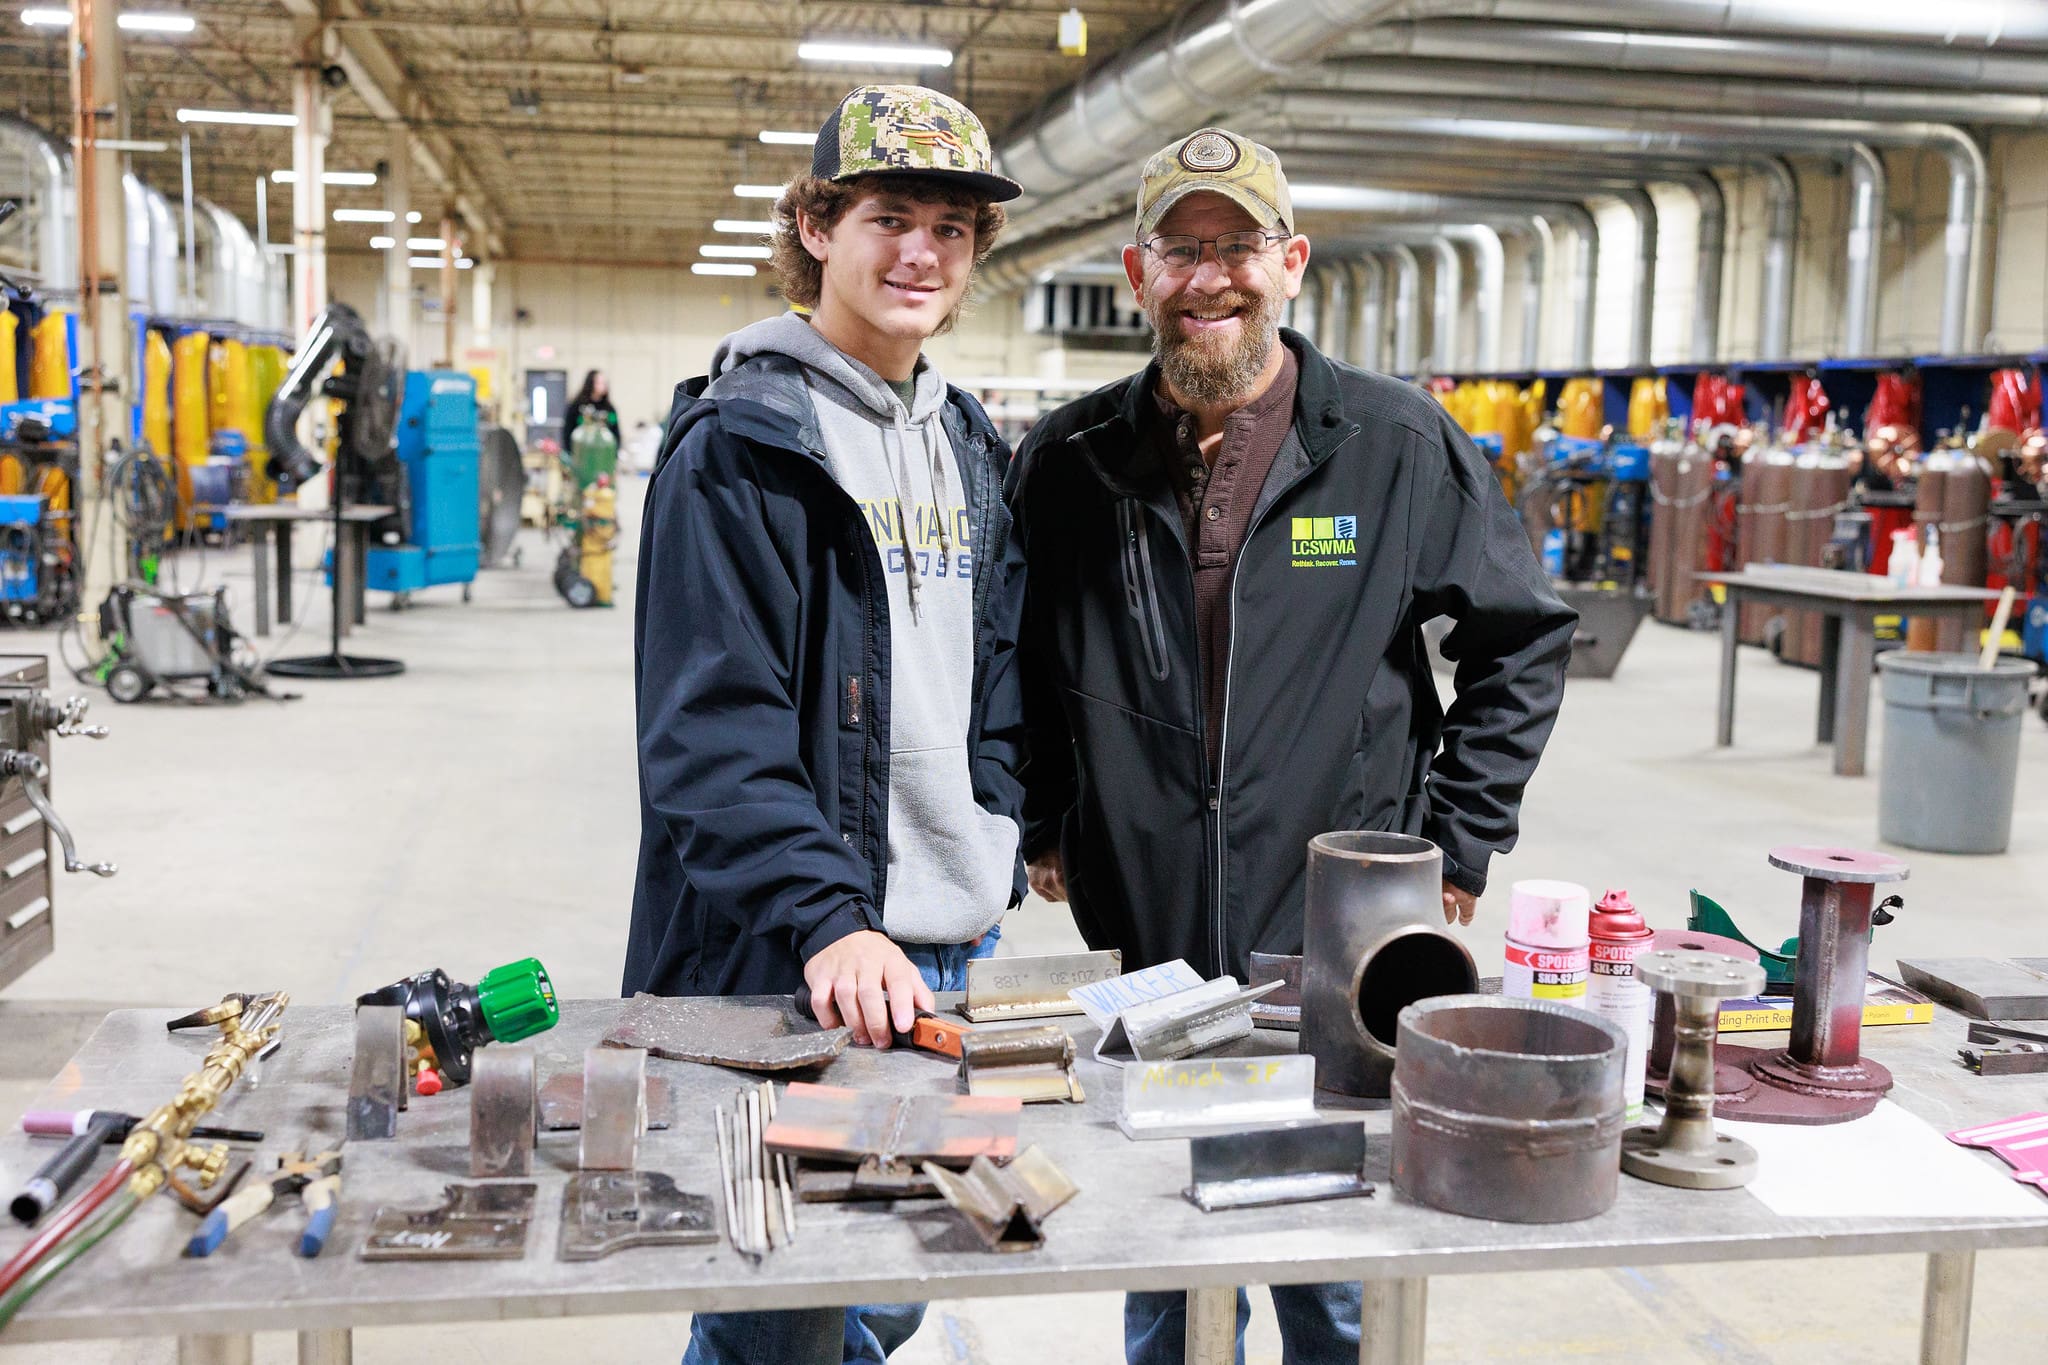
[1698,568,2001,776]
[220,504,396,638]
[1,999,2043,1365]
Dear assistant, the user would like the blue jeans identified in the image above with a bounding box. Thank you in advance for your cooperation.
[1125,1281,1362,1365]
[684,925,1002,1365]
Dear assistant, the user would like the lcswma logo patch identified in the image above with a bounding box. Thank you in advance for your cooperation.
[1291,515,1358,567]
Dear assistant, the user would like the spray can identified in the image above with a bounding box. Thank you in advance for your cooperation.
[1587,888,1656,1124]
[1503,880,1590,1006]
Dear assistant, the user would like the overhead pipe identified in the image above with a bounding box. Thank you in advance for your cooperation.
[1387,243,1421,375]
[1612,188,1658,368]
[0,114,75,293]
[1424,238,1461,373]
[1842,143,1886,358]
[1322,262,1354,365]
[977,217,1131,296]
[1348,255,1386,371]
[1293,265,1327,353]
[1755,157,1797,360]
[1350,226,1504,373]
[1422,0,2048,48]
[140,183,179,315]
[1257,94,1986,359]
[1520,216,1550,370]
[1667,170,1725,364]
[123,173,152,312]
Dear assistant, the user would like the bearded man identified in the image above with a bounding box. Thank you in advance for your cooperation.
[1004,128,1576,1365]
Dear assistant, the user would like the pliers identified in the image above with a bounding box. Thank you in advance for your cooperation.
[186,1150,342,1258]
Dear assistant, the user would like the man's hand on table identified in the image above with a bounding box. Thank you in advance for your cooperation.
[803,930,934,1049]
[1442,880,1477,927]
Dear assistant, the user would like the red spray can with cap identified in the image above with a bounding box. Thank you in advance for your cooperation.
[1588,889,1656,1124]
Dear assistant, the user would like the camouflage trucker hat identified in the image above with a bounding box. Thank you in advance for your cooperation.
[1136,127,1292,240]
[812,85,1023,203]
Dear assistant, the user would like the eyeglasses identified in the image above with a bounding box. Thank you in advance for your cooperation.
[1140,230,1289,271]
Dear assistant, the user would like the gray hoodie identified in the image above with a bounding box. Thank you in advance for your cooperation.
[707,312,1017,946]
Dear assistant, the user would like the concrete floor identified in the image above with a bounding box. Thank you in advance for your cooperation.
[2,484,2046,1363]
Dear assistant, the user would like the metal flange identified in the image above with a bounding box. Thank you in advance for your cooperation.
[1622,950,1766,1190]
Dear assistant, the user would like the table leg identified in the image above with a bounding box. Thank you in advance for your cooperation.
[1716,591,1739,747]
[1833,616,1877,777]
[1184,1286,1238,1365]
[177,1334,254,1365]
[275,523,293,625]
[1919,1250,1975,1365]
[1360,1277,1427,1365]
[299,1328,352,1364]
[249,530,271,638]
[1816,613,1841,743]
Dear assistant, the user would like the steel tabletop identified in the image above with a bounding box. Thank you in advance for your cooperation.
[1697,569,2003,777]
[1,998,2043,1365]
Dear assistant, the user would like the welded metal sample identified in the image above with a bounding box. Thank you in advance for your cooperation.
[921,1146,1077,1252]
[469,1046,538,1178]
[1622,950,1767,1190]
[346,1005,407,1142]
[1247,953,1302,1031]
[1897,958,2048,1021]
[538,1072,674,1130]
[1094,977,1283,1065]
[1391,995,1627,1223]
[360,1182,536,1260]
[605,993,849,1071]
[961,951,1122,1023]
[1718,846,1909,1126]
[958,1025,1084,1104]
[764,1082,1021,1168]
[1959,1022,2048,1076]
[1300,832,1478,1098]
[578,1046,646,1171]
[559,1171,717,1261]
[1118,1054,1319,1140]
[1184,1121,1374,1213]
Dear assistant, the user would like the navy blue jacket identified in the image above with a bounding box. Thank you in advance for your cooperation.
[625,353,1027,998]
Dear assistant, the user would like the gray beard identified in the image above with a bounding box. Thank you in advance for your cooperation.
[1149,291,1282,407]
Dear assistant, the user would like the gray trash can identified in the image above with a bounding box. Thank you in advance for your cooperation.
[1876,651,2034,855]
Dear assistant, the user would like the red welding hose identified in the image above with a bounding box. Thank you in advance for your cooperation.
[0,1158,134,1297]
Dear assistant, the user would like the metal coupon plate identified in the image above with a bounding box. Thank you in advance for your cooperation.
[346,1005,407,1142]
[764,1082,1021,1166]
[958,1025,1085,1104]
[923,1146,1078,1252]
[360,1183,537,1261]
[538,1072,675,1131]
[470,1047,538,1179]
[558,1171,718,1260]
[961,951,1122,1023]
[1185,1121,1374,1212]
[1095,978,1283,1065]
[1247,953,1302,1031]
[1118,1054,1320,1140]
[579,1046,647,1171]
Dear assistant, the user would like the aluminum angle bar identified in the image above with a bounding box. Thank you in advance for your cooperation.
[1185,1121,1374,1213]
[1118,1054,1320,1140]
[961,951,1122,1023]
[921,1146,1078,1252]
[469,1046,537,1178]
[1095,977,1284,1065]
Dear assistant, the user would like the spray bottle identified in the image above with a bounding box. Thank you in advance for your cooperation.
[1503,880,1590,1006]
[1886,529,1919,587]
[1586,889,1656,1124]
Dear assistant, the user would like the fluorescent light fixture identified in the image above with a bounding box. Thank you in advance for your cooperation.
[20,10,70,27]
[456,258,474,269]
[733,184,784,199]
[408,256,445,268]
[700,244,772,259]
[272,169,378,186]
[407,211,422,224]
[90,139,169,153]
[177,108,297,127]
[759,130,817,146]
[693,263,758,277]
[797,40,951,67]
[712,219,775,235]
[119,13,197,32]
[369,236,395,249]
[333,208,395,223]
[407,237,446,251]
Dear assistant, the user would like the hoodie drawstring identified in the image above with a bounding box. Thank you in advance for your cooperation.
[885,399,955,623]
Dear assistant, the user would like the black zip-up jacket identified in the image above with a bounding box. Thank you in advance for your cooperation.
[1006,330,1574,980]
[625,354,1027,999]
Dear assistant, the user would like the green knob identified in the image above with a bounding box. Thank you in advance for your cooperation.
[475,957,559,1043]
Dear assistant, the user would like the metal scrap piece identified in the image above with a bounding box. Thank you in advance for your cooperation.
[764,1082,1021,1167]
[579,1046,647,1171]
[958,1025,1084,1104]
[794,1163,941,1203]
[1247,953,1302,1031]
[921,1146,1077,1252]
[539,1072,674,1131]
[1898,958,2048,1021]
[1095,978,1284,1065]
[1184,1122,1374,1213]
[470,1046,538,1178]
[605,993,850,1071]
[558,1171,718,1261]
[960,951,1122,1023]
[360,1182,537,1261]
[1118,1055,1320,1140]
[347,1005,407,1142]
[1961,1022,2048,1075]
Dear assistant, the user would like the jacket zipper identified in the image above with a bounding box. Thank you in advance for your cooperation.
[1211,425,1360,978]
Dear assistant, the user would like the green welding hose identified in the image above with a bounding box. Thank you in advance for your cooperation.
[0,1189,139,1329]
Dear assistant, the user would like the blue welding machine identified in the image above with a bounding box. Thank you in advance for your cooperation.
[364,371,481,599]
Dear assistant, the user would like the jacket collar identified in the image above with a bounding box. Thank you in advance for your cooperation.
[675,352,998,469]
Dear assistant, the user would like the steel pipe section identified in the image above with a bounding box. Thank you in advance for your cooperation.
[0,114,75,293]
[1843,144,1887,358]
[1347,255,1386,370]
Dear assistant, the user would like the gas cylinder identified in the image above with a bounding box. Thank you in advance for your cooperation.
[1934,439,1993,651]
[1736,435,1795,646]
[579,477,617,608]
[1587,889,1656,1125]
[1909,443,1955,651]
[1782,439,1854,664]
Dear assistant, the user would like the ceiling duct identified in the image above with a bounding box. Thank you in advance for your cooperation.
[0,114,75,294]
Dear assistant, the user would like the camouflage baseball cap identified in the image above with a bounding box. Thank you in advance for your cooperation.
[812,85,1023,203]
[1136,127,1292,240]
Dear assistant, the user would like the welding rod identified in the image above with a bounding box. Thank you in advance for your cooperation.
[764,1081,796,1244]
[714,1103,743,1259]
[9,1112,123,1226]
[744,1088,767,1256]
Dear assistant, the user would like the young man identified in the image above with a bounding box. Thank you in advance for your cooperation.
[1007,129,1577,1364]
[626,86,1026,1364]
